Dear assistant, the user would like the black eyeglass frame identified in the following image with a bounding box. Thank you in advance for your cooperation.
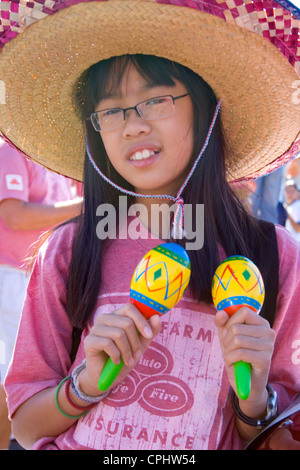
[87,93,190,132]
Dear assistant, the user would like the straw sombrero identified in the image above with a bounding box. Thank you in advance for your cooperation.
[0,0,299,182]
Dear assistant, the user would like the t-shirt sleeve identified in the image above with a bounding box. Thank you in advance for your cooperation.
[0,145,29,203]
[4,223,76,418]
[268,225,300,415]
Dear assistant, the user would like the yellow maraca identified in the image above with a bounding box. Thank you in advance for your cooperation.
[211,255,265,400]
[98,242,191,391]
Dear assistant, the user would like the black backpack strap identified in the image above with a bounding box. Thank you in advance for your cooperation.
[252,221,279,328]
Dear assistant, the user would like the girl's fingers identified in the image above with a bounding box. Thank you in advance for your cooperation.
[216,307,273,344]
[143,314,161,344]
[92,313,142,365]
[84,332,122,365]
[88,324,136,366]
[88,304,161,367]
[223,323,275,351]
[224,346,273,370]
[100,303,154,339]
[223,306,269,327]
[215,306,276,376]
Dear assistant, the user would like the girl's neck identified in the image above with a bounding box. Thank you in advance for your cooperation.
[134,195,174,240]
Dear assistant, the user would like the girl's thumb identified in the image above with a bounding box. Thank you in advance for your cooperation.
[214,310,229,328]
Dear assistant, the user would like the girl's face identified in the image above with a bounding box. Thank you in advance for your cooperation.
[97,64,194,196]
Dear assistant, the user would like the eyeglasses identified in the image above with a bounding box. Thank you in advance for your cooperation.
[88,93,190,132]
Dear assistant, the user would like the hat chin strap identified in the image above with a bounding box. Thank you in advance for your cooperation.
[86,100,222,240]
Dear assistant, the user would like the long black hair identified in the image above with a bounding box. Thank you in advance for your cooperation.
[67,54,271,336]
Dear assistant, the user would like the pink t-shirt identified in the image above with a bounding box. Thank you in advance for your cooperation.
[4,222,300,450]
[0,142,73,269]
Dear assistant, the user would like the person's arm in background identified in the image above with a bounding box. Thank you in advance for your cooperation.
[0,198,83,231]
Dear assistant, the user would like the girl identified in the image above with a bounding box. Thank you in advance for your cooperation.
[1,0,300,451]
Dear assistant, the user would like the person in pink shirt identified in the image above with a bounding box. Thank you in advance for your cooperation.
[0,140,83,449]
[1,0,300,452]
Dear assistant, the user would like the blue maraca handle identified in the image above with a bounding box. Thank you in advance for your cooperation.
[98,357,124,392]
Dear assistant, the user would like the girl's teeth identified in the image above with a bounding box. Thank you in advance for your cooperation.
[142,149,151,159]
[131,149,156,160]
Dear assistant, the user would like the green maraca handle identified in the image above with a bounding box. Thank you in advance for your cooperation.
[234,360,251,400]
[98,357,124,392]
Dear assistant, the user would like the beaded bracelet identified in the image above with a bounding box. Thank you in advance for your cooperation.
[55,377,88,419]
[64,378,96,411]
[70,359,110,404]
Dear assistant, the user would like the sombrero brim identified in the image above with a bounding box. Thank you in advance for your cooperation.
[0,0,299,181]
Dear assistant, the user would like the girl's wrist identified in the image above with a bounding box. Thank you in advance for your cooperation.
[237,387,268,420]
[77,367,103,398]
[71,359,109,402]
[55,362,110,421]
[232,384,278,430]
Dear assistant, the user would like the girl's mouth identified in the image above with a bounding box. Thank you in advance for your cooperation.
[129,149,160,161]
[128,148,161,168]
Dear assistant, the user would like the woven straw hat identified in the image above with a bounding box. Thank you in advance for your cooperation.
[0,0,299,182]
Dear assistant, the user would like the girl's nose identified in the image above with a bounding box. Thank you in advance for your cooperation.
[122,108,151,138]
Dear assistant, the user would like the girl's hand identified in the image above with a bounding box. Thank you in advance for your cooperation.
[78,303,161,396]
[215,307,276,406]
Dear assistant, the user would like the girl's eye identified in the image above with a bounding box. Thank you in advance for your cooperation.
[146,97,168,106]
[102,108,122,117]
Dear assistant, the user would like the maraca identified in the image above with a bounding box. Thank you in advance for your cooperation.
[211,255,265,400]
[98,242,191,391]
